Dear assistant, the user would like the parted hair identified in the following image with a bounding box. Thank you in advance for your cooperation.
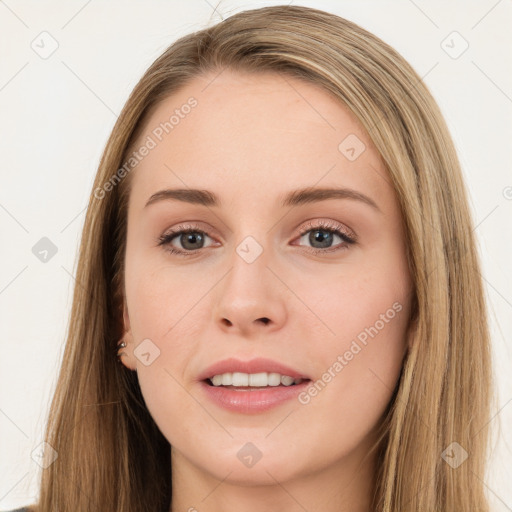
[29,5,492,511]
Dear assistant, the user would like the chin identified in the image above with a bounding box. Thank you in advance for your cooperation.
[197,444,312,486]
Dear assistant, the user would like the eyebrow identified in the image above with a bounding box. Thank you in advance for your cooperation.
[144,186,381,212]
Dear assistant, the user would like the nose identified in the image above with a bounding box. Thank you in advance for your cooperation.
[212,240,287,337]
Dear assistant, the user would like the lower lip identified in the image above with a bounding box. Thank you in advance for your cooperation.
[199,380,311,414]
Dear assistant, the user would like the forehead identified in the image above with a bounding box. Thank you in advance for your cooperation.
[127,69,390,209]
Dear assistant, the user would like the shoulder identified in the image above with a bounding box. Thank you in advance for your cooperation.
[3,508,30,512]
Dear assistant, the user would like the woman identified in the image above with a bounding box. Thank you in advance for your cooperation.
[9,4,492,511]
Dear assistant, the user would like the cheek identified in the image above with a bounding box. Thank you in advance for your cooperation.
[123,257,214,442]
[293,267,410,451]
[124,251,205,341]
[297,256,409,353]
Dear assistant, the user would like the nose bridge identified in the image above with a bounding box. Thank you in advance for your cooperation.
[225,210,273,281]
[226,232,272,301]
[212,230,287,333]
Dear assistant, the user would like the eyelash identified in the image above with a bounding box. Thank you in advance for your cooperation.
[157,220,356,257]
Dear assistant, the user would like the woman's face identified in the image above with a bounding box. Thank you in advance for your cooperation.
[121,69,413,489]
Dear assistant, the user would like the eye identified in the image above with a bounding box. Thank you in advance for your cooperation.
[294,220,356,254]
[157,223,216,256]
[157,220,357,257]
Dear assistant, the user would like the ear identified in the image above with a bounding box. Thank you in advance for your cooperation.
[119,302,136,371]
[122,302,132,340]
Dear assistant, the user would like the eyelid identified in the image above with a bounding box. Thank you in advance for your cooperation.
[159,222,216,239]
[296,219,357,242]
[159,219,355,241]
[157,222,217,247]
[157,218,357,256]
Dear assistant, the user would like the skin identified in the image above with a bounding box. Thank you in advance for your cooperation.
[119,69,414,512]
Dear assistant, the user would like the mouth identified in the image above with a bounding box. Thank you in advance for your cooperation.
[197,357,311,383]
[197,357,312,412]
[204,372,311,389]
[199,373,312,413]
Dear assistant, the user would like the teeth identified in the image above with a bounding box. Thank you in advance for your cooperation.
[280,375,295,386]
[221,373,232,386]
[208,372,304,387]
[267,372,281,386]
[211,374,224,386]
[232,372,249,386]
[248,372,267,386]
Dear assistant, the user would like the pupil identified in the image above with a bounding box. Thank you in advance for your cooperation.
[310,230,332,248]
[182,232,204,250]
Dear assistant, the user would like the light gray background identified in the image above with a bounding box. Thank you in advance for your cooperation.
[0,0,511,510]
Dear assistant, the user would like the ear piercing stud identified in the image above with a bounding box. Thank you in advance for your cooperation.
[116,340,127,362]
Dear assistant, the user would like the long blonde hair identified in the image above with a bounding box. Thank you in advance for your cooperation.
[30,5,492,511]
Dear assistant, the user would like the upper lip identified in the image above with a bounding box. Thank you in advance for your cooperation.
[198,357,311,381]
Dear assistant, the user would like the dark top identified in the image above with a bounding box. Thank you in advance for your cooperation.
[3,508,29,512]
